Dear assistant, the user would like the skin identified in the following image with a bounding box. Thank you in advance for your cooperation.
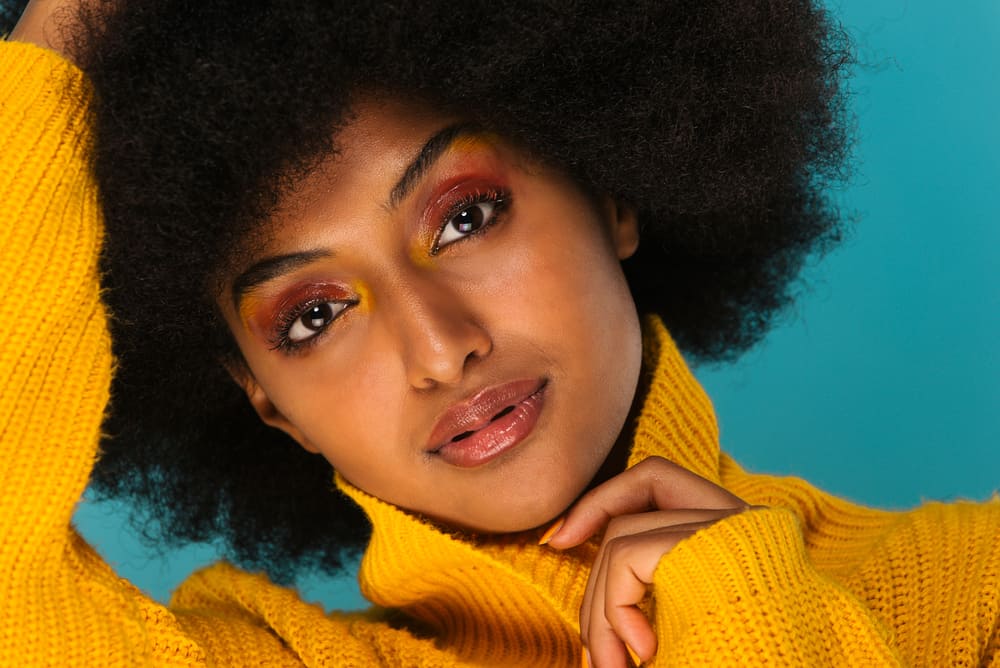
[13,6,754,665]
[219,96,645,534]
[8,0,82,59]
[550,457,750,667]
[218,98,753,667]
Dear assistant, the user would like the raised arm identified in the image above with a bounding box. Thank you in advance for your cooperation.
[0,10,467,665]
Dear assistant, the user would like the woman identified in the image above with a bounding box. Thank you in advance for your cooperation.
[2,0,998,665]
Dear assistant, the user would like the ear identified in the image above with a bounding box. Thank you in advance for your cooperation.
[225,361,321,454]
[600,195,640,260]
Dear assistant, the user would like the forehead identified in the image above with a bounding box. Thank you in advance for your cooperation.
[223,97,456,266]
[223,97,530,296]
[250,98,532,260]
[274,98,457,216]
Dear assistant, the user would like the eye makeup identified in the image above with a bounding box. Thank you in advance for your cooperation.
[238,293,265,331]
[248,282,356,353]
[429,185,511,254]
[233,130,523,355]
[447,132,506,158]
[404,137,516,262]
[351,279,375,314]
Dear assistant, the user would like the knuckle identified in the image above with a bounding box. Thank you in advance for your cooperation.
[605,533,633,562]
[637,455,663,468]
[639,455,670,475]
[605,597,628,627]
[605,515,628,538]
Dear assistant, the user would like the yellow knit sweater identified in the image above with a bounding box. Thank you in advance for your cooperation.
[1,42,998,667]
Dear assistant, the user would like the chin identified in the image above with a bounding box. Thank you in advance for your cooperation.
[479,483,591,534]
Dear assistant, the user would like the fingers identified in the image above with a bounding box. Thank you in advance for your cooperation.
[547,456,746,549]
[579,509,748,666]
[580,515,738,663]
[583,530,664,666]
[538,457,754,666]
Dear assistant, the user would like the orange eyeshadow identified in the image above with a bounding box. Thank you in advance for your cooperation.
[238,293,264,330]
[449,132,503,156]
[408,237,437,269]
[351,279,375,313]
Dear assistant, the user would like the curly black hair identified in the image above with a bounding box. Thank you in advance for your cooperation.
[62,0,853,583]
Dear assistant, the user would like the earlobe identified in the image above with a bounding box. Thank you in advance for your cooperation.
[225,361,320,454]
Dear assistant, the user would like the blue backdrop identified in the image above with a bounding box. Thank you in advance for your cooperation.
[73,0,1000,611]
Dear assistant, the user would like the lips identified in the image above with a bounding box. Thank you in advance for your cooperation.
[427,378,547,467]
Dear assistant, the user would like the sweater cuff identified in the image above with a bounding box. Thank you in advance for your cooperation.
[651,507,903,666]
[0,40,86,114]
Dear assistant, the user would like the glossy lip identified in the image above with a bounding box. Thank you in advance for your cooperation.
[427,378,547,467]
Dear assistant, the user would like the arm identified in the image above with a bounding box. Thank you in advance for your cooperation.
[0,22,464,668]
[0,36,209,664]
[171,562,465,667]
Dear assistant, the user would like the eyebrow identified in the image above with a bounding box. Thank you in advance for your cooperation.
[231,121,483,309]
[388,121,481,209]
[231,249,332,309]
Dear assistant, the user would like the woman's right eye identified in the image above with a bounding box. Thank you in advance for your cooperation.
[285,301,350,344]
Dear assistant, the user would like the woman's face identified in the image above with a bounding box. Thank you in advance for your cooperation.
[219,98,643,532]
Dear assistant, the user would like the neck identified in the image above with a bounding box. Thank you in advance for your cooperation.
[333,314,723,665]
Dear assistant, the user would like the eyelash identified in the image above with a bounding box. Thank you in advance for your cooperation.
[268,186,512,353]
[430,187,511,255]
[269,296,357,354]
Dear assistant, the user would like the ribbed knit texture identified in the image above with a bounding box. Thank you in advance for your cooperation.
[2,42,998,666]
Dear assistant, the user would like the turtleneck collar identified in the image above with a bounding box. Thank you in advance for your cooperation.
[335,315,720,666]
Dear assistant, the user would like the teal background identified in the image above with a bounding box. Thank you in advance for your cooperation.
[72,0,999,611]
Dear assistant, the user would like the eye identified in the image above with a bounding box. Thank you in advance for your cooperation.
[433,193,508,252]
[285,301,350,343]
[436,201,496,248]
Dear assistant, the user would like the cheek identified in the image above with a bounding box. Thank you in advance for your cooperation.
[244,337,406,461]
[527,208,642,402]
[510,208,636,333]
[481,195,642,420]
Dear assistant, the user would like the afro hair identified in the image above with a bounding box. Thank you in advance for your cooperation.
[63,0,853,582]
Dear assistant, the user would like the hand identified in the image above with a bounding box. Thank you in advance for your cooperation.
[544,456,755,667]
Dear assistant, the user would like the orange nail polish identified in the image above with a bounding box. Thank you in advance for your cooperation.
[538,517,565,545]
[626,644,642,666]
[581,647,591,668]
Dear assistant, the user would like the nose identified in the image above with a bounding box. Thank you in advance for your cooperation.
[388,273,492,390]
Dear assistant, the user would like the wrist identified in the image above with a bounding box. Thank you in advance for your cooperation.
[8,0,78,63]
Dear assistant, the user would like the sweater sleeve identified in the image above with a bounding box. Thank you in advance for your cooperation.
[650,508,905,665]
[0,42,471,667]
[171,562,468,667]
[649,489,1000,666]
[0,40,209,666]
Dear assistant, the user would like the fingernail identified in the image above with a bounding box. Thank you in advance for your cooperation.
[538,516,565,545]
[581,647,591,668]
[626,643,642,666]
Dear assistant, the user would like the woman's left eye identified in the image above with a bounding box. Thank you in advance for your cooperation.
[433,194,508,252]
[283,301,351,345]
